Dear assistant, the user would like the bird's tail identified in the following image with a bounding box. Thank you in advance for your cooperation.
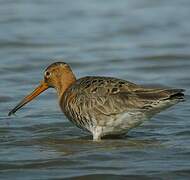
[163,89,185,101]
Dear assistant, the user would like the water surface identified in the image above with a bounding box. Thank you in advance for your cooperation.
[0,0,190,179]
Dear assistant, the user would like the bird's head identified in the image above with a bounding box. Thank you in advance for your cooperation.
[8,61,76,116]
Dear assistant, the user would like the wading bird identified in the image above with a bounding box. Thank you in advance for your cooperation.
[8,62,185,140]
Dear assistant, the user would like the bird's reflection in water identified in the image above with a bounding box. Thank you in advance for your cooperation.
[33,132,162,156]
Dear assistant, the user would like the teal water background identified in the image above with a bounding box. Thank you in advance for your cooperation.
[0,1,190,179]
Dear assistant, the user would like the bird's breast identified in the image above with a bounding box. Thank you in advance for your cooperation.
[60,89,95,132]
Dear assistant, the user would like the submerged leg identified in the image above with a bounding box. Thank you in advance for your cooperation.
[93,126,103,141]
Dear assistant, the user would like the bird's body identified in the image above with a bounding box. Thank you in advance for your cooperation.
[61,76,184,140]
[8,62,185,140]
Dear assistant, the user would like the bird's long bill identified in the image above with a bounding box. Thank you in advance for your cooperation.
[8,81,49,116]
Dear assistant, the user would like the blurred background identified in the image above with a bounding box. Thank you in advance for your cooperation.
[0,0,190,179]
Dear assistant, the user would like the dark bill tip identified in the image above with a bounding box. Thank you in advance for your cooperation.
[8,81,48,116]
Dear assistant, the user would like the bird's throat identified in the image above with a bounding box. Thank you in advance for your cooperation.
[56,73,76,99]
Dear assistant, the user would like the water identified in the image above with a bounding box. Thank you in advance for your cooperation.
[0,0,190,179]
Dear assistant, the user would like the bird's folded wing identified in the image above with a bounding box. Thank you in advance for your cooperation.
[83,88,185,116]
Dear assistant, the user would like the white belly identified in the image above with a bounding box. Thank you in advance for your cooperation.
[91,111,147,140]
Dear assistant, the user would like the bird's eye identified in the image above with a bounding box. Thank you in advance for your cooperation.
[45,71,51,77]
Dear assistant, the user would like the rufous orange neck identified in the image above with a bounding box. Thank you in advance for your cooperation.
[55,70,76,98]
